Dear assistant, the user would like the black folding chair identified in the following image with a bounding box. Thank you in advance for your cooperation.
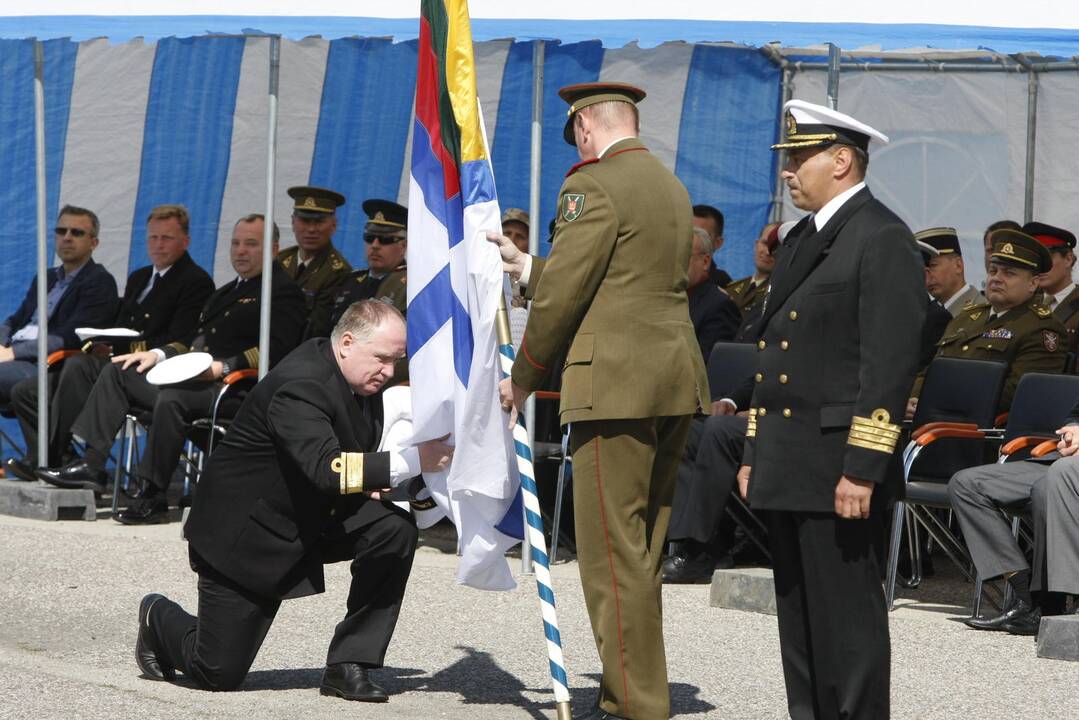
[705,341,769,560]
[885,357,1007,609]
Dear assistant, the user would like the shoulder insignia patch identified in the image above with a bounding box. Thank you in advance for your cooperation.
[1034,305,1053,318]
[562,193,585,222]
[331,258,345,271]
[969,311,983,321]
[281,254,293,268]
[1045,330,1061,352]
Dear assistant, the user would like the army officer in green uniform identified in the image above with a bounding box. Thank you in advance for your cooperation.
[493,82,708,720]
[908,228,1067,417]
[277,185,352,321]
[725,221,780,315]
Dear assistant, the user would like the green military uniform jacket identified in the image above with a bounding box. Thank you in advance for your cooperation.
[512,137,709,423]
[1040,285,1079,355]
[725,275,770,314]
[944,284,986,318]
[277,242,352,329]
[911,299,1068,410]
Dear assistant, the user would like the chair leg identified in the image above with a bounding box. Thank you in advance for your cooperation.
[885,500,906,610]
[972,573,985,618]
[549,432,571,564]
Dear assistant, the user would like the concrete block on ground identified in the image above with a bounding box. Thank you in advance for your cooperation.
[1037,614,1079,661]
[0,479,96,521]
[710,567,776,615]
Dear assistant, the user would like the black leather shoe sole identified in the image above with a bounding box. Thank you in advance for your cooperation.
[136,593,175,681]
[115,508,171,526]
[36,470,108,494]
[319,683,389,703]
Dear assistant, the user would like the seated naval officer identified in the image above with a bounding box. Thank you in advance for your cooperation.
[133,300,454,699]
[908,228,1068,419]
[36,215,307,524]
[277,185,352,320]
[5,203,213,480]
[916,226,985,316]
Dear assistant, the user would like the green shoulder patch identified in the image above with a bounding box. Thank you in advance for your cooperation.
[561,193,585,222]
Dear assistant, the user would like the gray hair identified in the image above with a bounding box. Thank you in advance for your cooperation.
[58,204,100,237]
[331,299,405,346]
[692,226,711,253]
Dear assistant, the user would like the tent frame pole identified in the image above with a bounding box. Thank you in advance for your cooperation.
[33,39,49,468]
[259,35,280,381]
[1017,53,1039,224]
[521,38,544,576]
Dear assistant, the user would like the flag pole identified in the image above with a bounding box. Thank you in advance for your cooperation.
[495,295,572,720]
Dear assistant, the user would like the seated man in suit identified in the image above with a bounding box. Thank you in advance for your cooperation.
[5,204,214,479]
[949,397,1079,635]
[687,227,740,362]
[0,204,118,405]
[133,300,454,700]
[37,214,307,525]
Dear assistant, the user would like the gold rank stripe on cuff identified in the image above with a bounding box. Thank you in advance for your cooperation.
[746,408,758,438]
[243,347,260,369]
[848,414,902,454]
[332,452,366,494]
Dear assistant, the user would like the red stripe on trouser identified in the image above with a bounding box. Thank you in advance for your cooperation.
[593,436,631,715]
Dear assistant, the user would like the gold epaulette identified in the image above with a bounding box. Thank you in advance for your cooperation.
[847,409,902,454]
[332,452,366,494]
[746,408,758,438]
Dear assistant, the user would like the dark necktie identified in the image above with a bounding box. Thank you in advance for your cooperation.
[295,261,309,283]
[138,273,161,304]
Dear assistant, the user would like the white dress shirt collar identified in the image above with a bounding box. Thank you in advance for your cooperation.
[813,181,867,231]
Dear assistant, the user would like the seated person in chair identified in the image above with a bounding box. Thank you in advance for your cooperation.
[37,214,306,525]
[687,227,740,363]
[907,228,1068,420]
[949,398,1079,635]
[0,204,117,406]
[6,204,214,479]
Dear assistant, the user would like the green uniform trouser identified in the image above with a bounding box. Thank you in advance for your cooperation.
[570,414,693,720]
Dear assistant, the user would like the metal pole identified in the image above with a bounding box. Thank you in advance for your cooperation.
[258,35,280,380]
[1019,56,1039,224]
[772,65,793,222]
[826,43,841,109]
[33,40,48,467]
[521,39,544,576]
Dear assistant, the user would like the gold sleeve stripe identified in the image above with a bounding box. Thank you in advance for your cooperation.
[848,412,902,454]
[131,340,147,353]
[166,342,188,354]
[847,435,898,454]
[331,452,366,494]
[244,347,260,369]
[746,408,758,439]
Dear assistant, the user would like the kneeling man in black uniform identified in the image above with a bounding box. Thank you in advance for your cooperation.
[135,300,453,701]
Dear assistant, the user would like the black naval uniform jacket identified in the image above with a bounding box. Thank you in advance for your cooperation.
[184,338,396,600]
[743,188,926,513]
[112,252,214,353]
[160,262,306,373]
[688,280,741,363]
[0,259,118,357]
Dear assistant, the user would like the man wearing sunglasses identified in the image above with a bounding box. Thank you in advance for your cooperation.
[0,204,117,408]
[306,199,408,340]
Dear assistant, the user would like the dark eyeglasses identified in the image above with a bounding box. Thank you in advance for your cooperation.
[55,226,90,238]
[364,234,404,246]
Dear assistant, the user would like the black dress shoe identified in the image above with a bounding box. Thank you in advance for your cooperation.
[319,663,388,702]
[136,593,175,681]
[662,553,716,584]
[36,460,109,493]
[962,598,1034,631]
[577,708,629,720]
[1004,607,1042,636]
[4,457,38,482]
[115,496,170,525]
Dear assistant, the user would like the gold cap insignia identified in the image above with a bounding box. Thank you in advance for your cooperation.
[303,197,317,208]
[375,211,385,222]
[1001,242,1014,255]
[786,113,797,136]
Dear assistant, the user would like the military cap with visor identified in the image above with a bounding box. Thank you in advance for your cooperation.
[989,228,1053,274]
[559,82,646,146]
[914,227,961,265]
[362,199,408,236]
[772,99,889,153]
[1023,221,1076,252]
[288,185,346,219]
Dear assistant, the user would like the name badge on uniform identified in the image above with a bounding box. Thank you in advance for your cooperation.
[981,328,1013,340]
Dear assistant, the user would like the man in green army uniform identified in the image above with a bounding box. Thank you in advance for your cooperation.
[277,185,352,322]
[908,228,1068,418]
[493,82,708,720]
[725,221,780,315]
[1027,221,1079,354]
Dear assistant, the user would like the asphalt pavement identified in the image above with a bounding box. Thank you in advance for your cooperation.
[0,512,1075,719]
